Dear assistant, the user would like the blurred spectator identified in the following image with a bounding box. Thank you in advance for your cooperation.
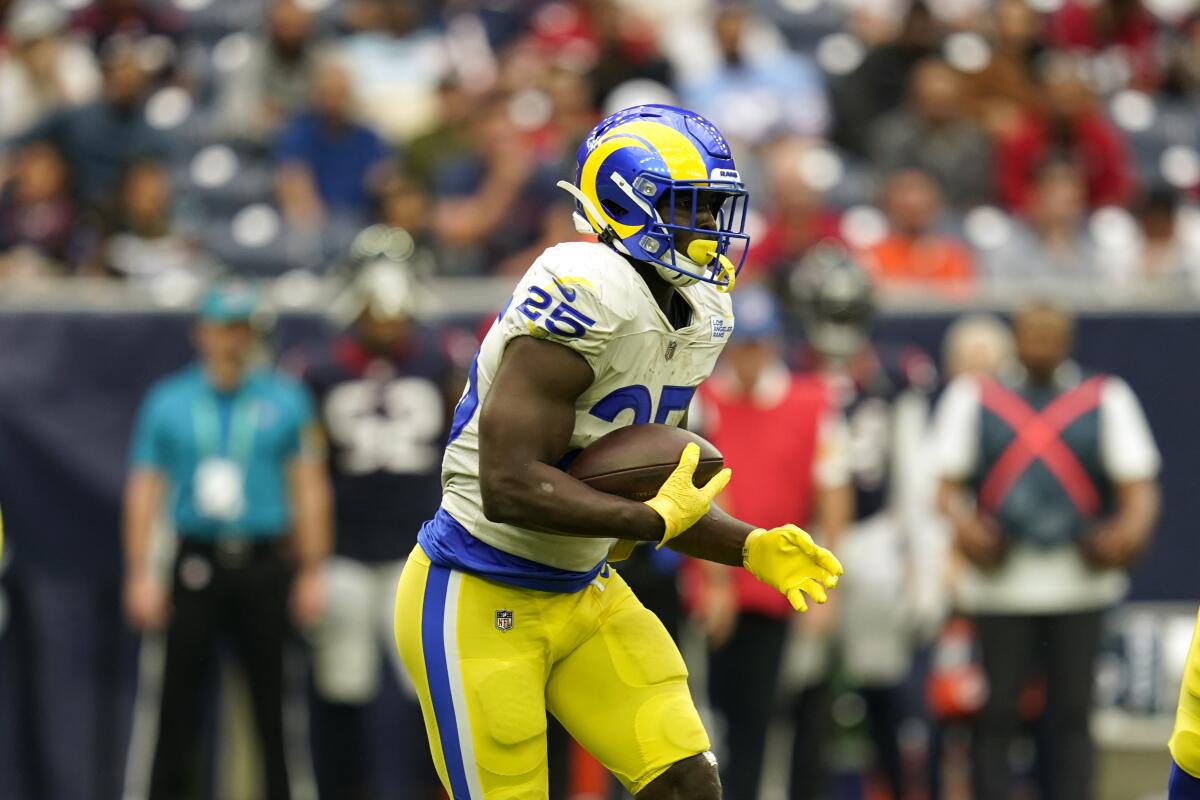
[1130,189,1200,289]
[1163,15,1200,97]
[374,174,441,277]
[833,0,943,155]
[995,57,1135,212]
[0,141,76,272]
[1048,0,1160,88]
[429,95,565,275]
[791,247,943,798]
[860,168,975,293]
[214,0,325,146]
[573,0,673,110]
[88,160,215,282]
[275,56,391,227]
[689,284,851,800]
[966,0,1044,138]
[869,58,992,208]
[982,161,1101,284]
[70,0,180,54]
[403,77,477,191]
[337,0,450,142]
[18,40,166,212]
[295,262,452,800]
[678,4,829,146]
[935,302,1161,800]
[541,65,600,159]
[0,2,100,140]
[942,313,1016,380]
[744,137,841,278]
[122,283,331,800]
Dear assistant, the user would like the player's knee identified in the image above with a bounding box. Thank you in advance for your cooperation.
[638,752,721,800]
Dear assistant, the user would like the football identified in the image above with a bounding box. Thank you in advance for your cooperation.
[567,423,725,501]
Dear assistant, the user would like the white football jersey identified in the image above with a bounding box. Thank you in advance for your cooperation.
[439,241,735,572]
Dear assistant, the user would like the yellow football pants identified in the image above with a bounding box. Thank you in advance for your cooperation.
[394,545,710,799]
[1171,606,1200,777]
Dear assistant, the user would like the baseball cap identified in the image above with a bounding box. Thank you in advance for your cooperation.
[198,282,258,323]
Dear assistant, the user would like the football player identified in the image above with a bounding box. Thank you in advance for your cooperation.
[394,104,844,800]
[293,261,458,799]
[786,245,943,798]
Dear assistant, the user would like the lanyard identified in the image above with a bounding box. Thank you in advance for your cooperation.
[191,391,259,466]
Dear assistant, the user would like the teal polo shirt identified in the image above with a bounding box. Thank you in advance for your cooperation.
[129,364,319,539]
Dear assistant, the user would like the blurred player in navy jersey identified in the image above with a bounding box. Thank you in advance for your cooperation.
[291,260,461,800]
[785,244,943,799]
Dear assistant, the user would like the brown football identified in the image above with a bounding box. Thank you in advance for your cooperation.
[567,424,724,501]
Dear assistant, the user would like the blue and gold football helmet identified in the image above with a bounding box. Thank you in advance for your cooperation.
[557,104,750,292]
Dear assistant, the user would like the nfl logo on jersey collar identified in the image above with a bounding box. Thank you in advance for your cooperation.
[495,609,514,632]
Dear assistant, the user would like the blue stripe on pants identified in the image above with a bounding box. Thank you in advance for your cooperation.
[421,565,473,799]
[1172,761,1200,799]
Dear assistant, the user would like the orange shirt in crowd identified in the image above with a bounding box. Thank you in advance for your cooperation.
[861,234,975,293]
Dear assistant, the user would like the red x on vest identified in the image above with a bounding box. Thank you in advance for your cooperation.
[977,376,1107,517]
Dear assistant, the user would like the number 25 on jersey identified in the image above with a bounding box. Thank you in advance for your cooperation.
[517,286,596,339]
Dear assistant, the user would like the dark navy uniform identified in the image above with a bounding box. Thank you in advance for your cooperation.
[299,332,452,562]
[803,342,937,523]
[295,329,453,800]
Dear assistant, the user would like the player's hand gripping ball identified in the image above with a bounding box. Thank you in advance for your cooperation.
[644,443,732,547]
[743,524,843,613]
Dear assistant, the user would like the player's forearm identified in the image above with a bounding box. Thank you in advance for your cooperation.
[1109,478,1161,543]
[815,483,853,553]
[289,459,332,570]
[937,478,976,531]
[666,503,755,567]
[122,469,163,576]
[480,461,666,541]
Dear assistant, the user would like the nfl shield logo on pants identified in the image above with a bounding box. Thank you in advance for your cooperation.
[495,610,514,632]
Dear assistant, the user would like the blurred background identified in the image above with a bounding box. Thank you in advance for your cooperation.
[1,0,1199,798]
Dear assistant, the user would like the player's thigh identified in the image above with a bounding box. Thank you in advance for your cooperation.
[373,558,417,696]
[395,546,553,799]
[546,577,710,796]
[311,556,379,702]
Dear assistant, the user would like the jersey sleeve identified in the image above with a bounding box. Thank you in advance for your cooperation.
[281,380,325,462]
[494,247,634,374]
[933,376,981,480]
[813,410,851,490]
[128,384,170,470]
[1099,377,1160,483]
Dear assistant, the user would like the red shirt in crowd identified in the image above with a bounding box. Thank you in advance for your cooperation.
[687,363,847,618]
[995,111,1135,212]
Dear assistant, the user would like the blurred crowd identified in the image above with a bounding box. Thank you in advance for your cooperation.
[0,1,1190,799]
[3,0,1200,298]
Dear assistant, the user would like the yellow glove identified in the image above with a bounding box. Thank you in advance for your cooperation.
[743,525,843,612]
[644,443,732,548]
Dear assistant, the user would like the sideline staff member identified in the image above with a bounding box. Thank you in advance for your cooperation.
[935,302,1160,800]
[122,283,331,800]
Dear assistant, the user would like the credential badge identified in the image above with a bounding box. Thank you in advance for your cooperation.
[495,609,514,632]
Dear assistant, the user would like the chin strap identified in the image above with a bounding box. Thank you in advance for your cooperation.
[556,180,606,235]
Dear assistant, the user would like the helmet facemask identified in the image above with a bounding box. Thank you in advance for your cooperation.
[558,174,749,291]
